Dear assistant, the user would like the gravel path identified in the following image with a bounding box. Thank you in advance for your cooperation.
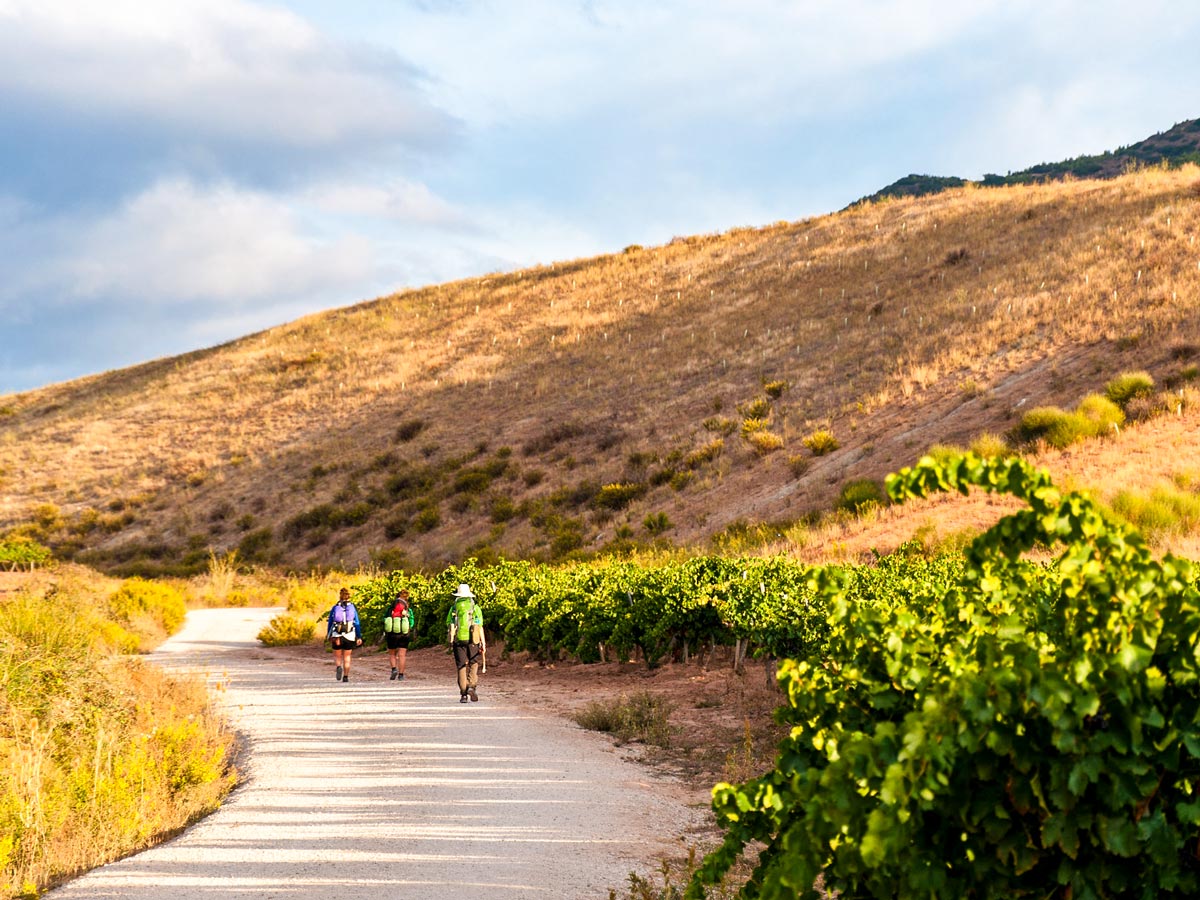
[48,608,704,899]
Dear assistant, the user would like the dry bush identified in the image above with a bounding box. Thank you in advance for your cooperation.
[744,430,784,456]
[257,613,317,646]
[803,430,839,456]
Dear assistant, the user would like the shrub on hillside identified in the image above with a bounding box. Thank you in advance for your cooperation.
[685,439,724,469]
[1104,370,1155,408]
[236,528,274,564]
[802,429,839,456]
[542,515,585,557]
[1014,406,1079,447]
[670,470,695,491]
[412,504,441,534]
[383,512,409,540]
[1109,485,1200,541]
[1014,395,1123,449]
[737,397,771,419]
[282,503,373,539]
[452,468,493,495]
[643,512,673,535]
[1126,388,1188,422]
[762,379,790,399]
[837,478,886,514]
[1075,393,1125,431]
[740,417,769,437]
[489,495,517,523]
[745,429,784,456]
[594,482,649,510]
[395,418,427,443]
[968,432,1011,458]
[384,466,436,499]
[702,417,738,436]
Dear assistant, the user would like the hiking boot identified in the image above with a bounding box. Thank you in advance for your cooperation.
[335,666,343,682]
[468,688,478,702]
[396,673,405,681]
[459,693,469,703]
[342,673,349,683]
[390,668,398,680]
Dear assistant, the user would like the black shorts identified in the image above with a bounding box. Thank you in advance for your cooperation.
[331,636,359,651]
[453,641,481,668]
[384,633,412,650]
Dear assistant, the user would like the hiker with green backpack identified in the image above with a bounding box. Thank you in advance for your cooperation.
[446,583,485,703]
[381,588,415,681]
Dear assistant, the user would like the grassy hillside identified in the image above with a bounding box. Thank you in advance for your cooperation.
[3,165,1200,573]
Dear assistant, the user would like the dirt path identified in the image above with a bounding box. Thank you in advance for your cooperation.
[47,608,706,899]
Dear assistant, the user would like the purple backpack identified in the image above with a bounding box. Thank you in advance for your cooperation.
[332,601,356,631]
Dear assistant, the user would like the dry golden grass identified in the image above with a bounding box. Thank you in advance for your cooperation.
[1,567,235,897]
[3,166,1200,569]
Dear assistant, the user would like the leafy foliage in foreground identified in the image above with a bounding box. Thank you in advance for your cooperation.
[687,454,1200,899]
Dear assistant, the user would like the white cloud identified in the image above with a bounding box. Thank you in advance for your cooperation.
[68,179,376,306]
[0,0,455,152]
[300,178,473,229]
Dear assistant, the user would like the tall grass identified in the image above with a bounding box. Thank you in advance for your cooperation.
[1109,483,1200,541]
[573,691,675,746]
[1,576,234,898]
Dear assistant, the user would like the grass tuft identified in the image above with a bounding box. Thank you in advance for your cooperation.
[1104,371,1155,408]
[573,691,675,746]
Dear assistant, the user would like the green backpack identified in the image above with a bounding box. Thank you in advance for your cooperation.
[384,599,411,635]
[452,597,479,642]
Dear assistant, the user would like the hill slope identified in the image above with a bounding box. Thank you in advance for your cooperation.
[863,117,1200,203]
[3,165,1200,573]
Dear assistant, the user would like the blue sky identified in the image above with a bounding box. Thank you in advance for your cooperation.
[2,1,1198,394]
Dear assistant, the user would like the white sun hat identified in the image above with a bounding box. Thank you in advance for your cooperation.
[453,583,475,598]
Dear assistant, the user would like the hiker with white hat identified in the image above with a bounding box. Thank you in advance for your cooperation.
[446,583,485,703]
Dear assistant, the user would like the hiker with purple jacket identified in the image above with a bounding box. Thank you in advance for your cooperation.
[326,587,362,683]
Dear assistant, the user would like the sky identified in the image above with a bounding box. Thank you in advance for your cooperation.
[1,1,1198,394]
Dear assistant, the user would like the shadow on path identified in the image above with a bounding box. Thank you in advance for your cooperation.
[47,608,699,899]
